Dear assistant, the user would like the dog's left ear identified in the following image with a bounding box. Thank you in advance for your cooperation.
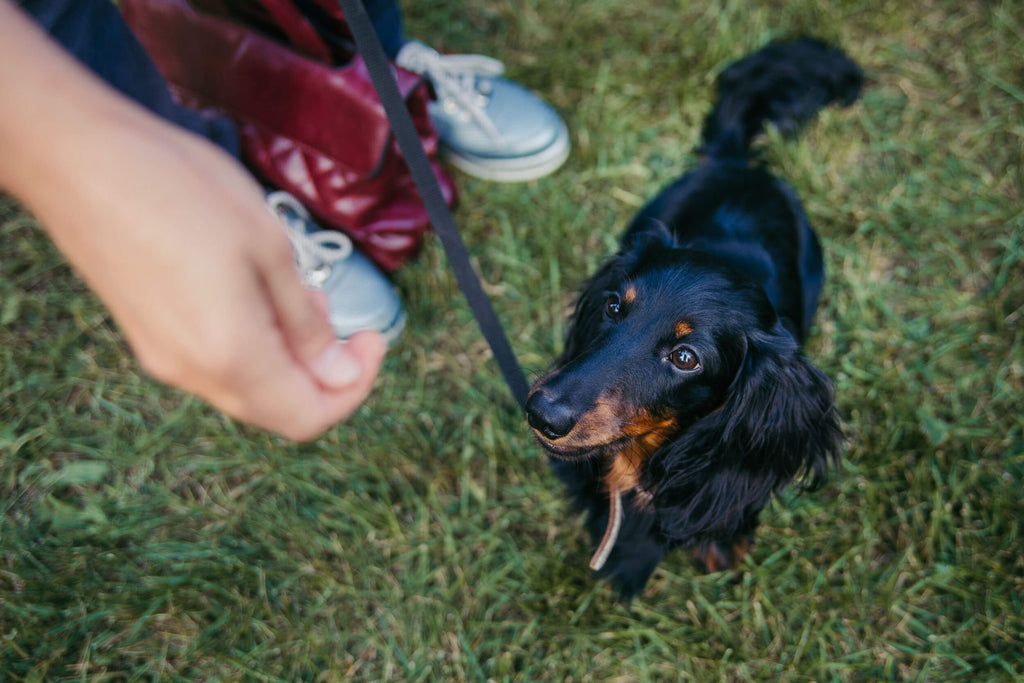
[647,322,840,546]
[621,217,676,261]
[725,322,841,491]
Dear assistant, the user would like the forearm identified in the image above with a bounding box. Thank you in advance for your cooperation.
[0,0,247,309]
[0,1,173,210]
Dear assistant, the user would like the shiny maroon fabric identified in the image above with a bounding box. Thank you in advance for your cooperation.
[122,0,456,271]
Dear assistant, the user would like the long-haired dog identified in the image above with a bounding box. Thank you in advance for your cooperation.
[526,39,861,598]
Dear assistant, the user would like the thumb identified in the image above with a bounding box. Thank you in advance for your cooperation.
[303,289,367,387]
[258,233,361,381]
[259,236,391,391]
[309,335,383,388]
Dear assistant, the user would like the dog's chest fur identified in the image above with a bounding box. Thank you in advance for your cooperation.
[604,414,678,497]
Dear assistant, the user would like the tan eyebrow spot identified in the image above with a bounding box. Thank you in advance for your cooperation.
[623,286,637,304]
[675,320,694,337]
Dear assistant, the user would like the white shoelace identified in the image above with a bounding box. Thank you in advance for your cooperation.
[266,191,352,289]
[397,41,506,145]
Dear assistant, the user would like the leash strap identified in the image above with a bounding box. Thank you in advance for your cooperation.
[335,0,530,410]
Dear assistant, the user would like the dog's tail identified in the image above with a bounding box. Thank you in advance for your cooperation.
[699,39,863,163]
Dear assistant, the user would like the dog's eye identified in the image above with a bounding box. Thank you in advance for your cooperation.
[604,294,621,319]
[670,347,700,372]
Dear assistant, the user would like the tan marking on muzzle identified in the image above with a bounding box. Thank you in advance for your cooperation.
[545,392,625,449]
[604,411,679,493]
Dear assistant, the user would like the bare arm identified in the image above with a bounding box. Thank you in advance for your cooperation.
[0,1,386,440]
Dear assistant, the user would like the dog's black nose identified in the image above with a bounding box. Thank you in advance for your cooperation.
[525,391,576,440]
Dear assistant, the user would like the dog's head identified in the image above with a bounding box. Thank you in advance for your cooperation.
[527,225,840,544]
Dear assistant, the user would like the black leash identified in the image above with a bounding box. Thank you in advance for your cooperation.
[335,0,530,410]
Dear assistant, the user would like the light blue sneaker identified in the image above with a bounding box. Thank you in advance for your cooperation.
[395,40,570,182]
[267,191,405,345]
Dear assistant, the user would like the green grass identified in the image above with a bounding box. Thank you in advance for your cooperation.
[2,0,1023,680]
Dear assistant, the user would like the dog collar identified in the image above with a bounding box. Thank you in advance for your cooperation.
[589,485,656,571]
[590,487,623,571]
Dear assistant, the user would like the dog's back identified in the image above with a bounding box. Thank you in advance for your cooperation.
[624,39,862,343]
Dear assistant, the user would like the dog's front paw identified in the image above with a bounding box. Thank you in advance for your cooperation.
[691,536,753,573]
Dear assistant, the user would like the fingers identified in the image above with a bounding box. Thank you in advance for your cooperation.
[266,332,387,440]
[256,229,341,368]
[142,209,386,440]
[309,340,365,388]
[234,246,390,437]
[140,239,389,440]
[253,227,387,385]
[199,330,387,442]
[317,331,388,416]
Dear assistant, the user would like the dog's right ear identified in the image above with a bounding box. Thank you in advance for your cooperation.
[621,217,676,262]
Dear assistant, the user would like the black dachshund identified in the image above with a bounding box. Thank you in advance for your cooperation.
[526,39,861,598]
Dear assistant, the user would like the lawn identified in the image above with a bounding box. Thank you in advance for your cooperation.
[2,0,1022,680]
